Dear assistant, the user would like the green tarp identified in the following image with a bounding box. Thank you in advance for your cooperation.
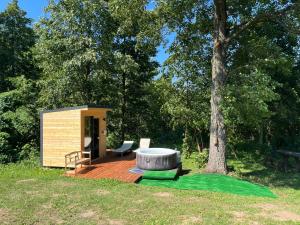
[143,170,177,180]
[139,173,276,198]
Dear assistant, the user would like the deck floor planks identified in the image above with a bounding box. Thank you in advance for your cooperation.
[65,152,141,183]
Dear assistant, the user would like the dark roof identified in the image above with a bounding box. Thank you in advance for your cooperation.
[41,104,112,114]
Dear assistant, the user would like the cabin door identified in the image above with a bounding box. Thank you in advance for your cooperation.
[91,118,99,159]
[84,116,99,160]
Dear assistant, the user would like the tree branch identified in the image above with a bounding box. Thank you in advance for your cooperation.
[226,3,299,44]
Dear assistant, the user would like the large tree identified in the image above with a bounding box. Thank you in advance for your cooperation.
[159,0,300,173]
[35,0,115,107]
[160,55,210,156]
[107,0,160,143]
[207,0,299,173]
[0,0,38,163]
[36,0,161,146]
[0,0,36,92]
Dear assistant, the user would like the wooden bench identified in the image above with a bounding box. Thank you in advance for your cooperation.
[65,151,91,175]
[277,150,300,172]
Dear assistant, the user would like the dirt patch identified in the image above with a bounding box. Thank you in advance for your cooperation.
[153,192,173,198]
[107,219,126,225]
[254,203,300,222]
[232,211,246,219]
[178,215,202,225]
[96,189,111,196]
[0,208,16,225]
[136,199,144,203]
[16,178,36,183]
[54,219,65,224]
[254,203,278,211]
[0,208,9,217]
[231,211,246,222]
[249,222,260,225]
[186,197,202,202]
[41,203,52,209]
[273,211,300,221]
[35,208,64,225]
[80,210,96,218]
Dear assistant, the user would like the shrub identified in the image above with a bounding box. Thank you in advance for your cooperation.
[195,149,209,168]
[106,133,120,149]
[182,130,194,158]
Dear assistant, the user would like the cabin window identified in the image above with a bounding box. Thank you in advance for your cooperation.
[84,116,92,137]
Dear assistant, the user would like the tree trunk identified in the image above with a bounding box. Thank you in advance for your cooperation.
[199,129,204,150]
[121,72,126,141]
[195,129,204,153]
[195,136,202,153]
[205,0,227,174]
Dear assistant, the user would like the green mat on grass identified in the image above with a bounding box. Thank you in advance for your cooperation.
[139,174,276,198]
[143,170,177,180]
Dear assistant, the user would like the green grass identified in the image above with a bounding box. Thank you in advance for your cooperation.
[0,159,300,224]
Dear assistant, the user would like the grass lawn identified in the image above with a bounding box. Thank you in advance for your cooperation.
[0,158,300,225]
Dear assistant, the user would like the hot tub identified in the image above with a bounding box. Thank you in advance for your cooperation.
[136,148,178,170]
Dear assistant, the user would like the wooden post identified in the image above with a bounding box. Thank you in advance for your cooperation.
[99,114,107,158]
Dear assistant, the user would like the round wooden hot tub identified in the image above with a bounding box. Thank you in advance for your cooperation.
[136,148,177,170]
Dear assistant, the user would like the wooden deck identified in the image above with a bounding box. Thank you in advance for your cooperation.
[65,151,141,183]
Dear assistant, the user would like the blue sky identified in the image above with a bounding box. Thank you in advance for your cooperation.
[0,0,170,65]
[0,0,48,22]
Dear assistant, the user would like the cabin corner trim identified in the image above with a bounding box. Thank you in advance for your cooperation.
[40,112,43,166]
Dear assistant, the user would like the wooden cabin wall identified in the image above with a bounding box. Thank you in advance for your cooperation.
[42,109,81,167]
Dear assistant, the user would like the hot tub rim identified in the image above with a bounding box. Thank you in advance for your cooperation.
[136,147,176,157]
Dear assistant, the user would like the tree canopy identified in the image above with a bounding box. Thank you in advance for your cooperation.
[0,0,38,163]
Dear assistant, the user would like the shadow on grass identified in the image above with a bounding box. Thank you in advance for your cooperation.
[179,169,191,176]
[227,157,300,190]
[239,169,300,190]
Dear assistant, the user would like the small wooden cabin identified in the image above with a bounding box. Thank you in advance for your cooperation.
[40,105,111,167]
